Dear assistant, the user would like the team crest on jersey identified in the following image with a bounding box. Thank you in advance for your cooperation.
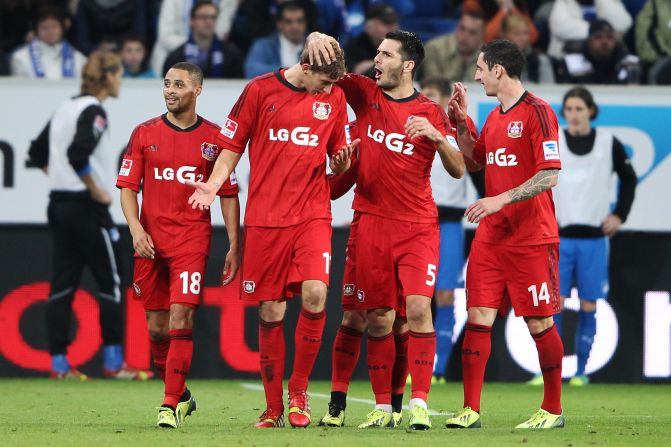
[132,282,141,297]
[243,280,256,294]
[357,289,365,302]
[507,121,523,138]
[148,144,158,152]
[313,102,331,120]
[344,284,355,296]
[119,159,132,176]
[201,142,219,161]
[222,118,238,139]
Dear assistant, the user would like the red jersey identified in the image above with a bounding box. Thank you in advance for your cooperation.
[215,69,349,227]
[329,121,359,200]
[338,74,456,223]
[473,91,561,245]
[116,114,239,258]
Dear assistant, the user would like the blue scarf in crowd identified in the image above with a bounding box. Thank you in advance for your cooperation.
[29,39,76,78]
[184,34,225,78]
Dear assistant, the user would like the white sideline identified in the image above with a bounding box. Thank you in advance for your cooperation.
[240,382,452,416]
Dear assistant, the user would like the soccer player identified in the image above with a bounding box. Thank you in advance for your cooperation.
[187,44,354,428]
[28,50,151,381]
[446,39,564,429]
[319,122,410,429]
[117,62,241,428]
[552,86,637,386]
[307,30,465,430]
[420,78,478,384]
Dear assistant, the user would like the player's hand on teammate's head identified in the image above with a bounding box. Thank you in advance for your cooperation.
[222,247,240,286]
[306,32,339,66]
[186,180,216,210]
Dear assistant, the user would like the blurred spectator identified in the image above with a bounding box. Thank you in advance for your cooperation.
[74,0,146,55]
[556,19,641,84]
[163,0,243,78]
[548,0,633,58]
[500,13,555,83]
[464,0,538,44]
[635,0,671,65]
[11,6,86,79]
[244,1,307,78]
[316,0,349,42]
[240,0,317,43]
[151,0,238,75]
[344,4,399,74]
[421,11,484,82]
[119,34,156,78]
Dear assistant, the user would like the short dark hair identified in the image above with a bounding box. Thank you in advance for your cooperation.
[300,41,346,80]
[33,6,67,32]
[120,32,147,49]
[420,78,452,97]
[561,85,599,121]
[190,0,218,18]
[480,39,525,79]
[276,1,305,21]
[169,62,204,86]
[462,10,485,23]
[385,30,425,77]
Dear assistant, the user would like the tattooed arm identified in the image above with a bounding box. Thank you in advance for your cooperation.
[464,169,559,223]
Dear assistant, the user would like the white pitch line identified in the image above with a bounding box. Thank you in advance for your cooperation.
[240,382,453,416]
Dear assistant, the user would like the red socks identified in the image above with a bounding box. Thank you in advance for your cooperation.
[408,331,435,401]
[331,325,363,393]
[533,324,563,415]
[288,309,325,393]
[150,337,170,381]
[367,332,395,405]
[259,319,285,412]
[392,331,409,395]
[163,329,193,408]
[462,323,492,412]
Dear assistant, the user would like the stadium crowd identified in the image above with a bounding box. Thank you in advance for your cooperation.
[2,0,671,84]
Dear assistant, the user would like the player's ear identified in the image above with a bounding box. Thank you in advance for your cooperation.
[301,63,311,75]
[194,84,203,97]
[404,60,415,74]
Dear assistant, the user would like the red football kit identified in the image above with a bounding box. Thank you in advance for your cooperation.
[216,69,349,300]
[466,91,562,317]
[116,114,238,309]
[337,74,462,308]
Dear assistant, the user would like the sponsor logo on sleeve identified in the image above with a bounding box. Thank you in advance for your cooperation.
[542,140,560,160]
[313,102,332,120]
[446,135,460,151]
[201,142,219,161]
[343,284,355,296]
[243,280,256,294]
[229,171,238,185]
[222,118,238,139]
[119,159,132,176]
[92,115,107,138]
[507,121,523,138]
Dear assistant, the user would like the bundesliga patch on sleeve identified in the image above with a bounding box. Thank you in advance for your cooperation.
[119,159,132,176]
[542,140,560,160]
[221,118,238,139]
[446,135,460,151]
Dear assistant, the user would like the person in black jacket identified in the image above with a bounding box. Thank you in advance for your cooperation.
[28,50,152,380]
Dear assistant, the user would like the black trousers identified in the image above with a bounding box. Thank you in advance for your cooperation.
[46,195,123,355]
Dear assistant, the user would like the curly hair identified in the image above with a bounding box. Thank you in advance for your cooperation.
[81,51,122,96]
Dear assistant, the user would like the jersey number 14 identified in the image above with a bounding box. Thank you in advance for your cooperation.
[527,282,550,306]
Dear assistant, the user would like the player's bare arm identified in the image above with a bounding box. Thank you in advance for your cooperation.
[465,169,559,224]
[188,149,242,210]
[405,116,465,179]
[80,173,112,204]
[119,188,155,259]
[306,32,339,66]
[220,194,241,286]
[330,138,360,175]
[450,83,482,172]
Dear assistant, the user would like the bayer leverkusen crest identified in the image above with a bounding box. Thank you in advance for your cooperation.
[201,142,219,161]
[313,102,331,120]
[507,121,523,138]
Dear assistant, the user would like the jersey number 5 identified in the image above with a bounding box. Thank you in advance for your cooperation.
[527,282,550,307]
[425,264,437,286]
[180,271,202,295]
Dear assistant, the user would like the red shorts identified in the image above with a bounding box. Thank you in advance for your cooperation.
[132,253,207,311]
[341,213,359,311]
[241,218,332,301]
[354,213,439,313]
[465,240,560,317]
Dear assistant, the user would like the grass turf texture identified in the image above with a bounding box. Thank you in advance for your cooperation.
[2,379,669,446]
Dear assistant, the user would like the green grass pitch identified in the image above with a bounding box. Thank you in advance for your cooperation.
[2,379,669,446]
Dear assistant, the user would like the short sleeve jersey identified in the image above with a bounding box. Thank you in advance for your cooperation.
[473,91,561,245]
[116,114,239,258]
[338,74,457,223]
[215,69,349,227]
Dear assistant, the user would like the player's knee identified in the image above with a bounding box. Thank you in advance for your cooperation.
[302,281,327,310]
[525,316,553,335]
[259,301,285,322]
[436,289,455,306]
[580,299,597,312]
[169,305,194,330]
[366,309,393,335]
[393,317,408,334]
[342,310,367,332]
[148,328,168,342]
[405,297,432,326]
